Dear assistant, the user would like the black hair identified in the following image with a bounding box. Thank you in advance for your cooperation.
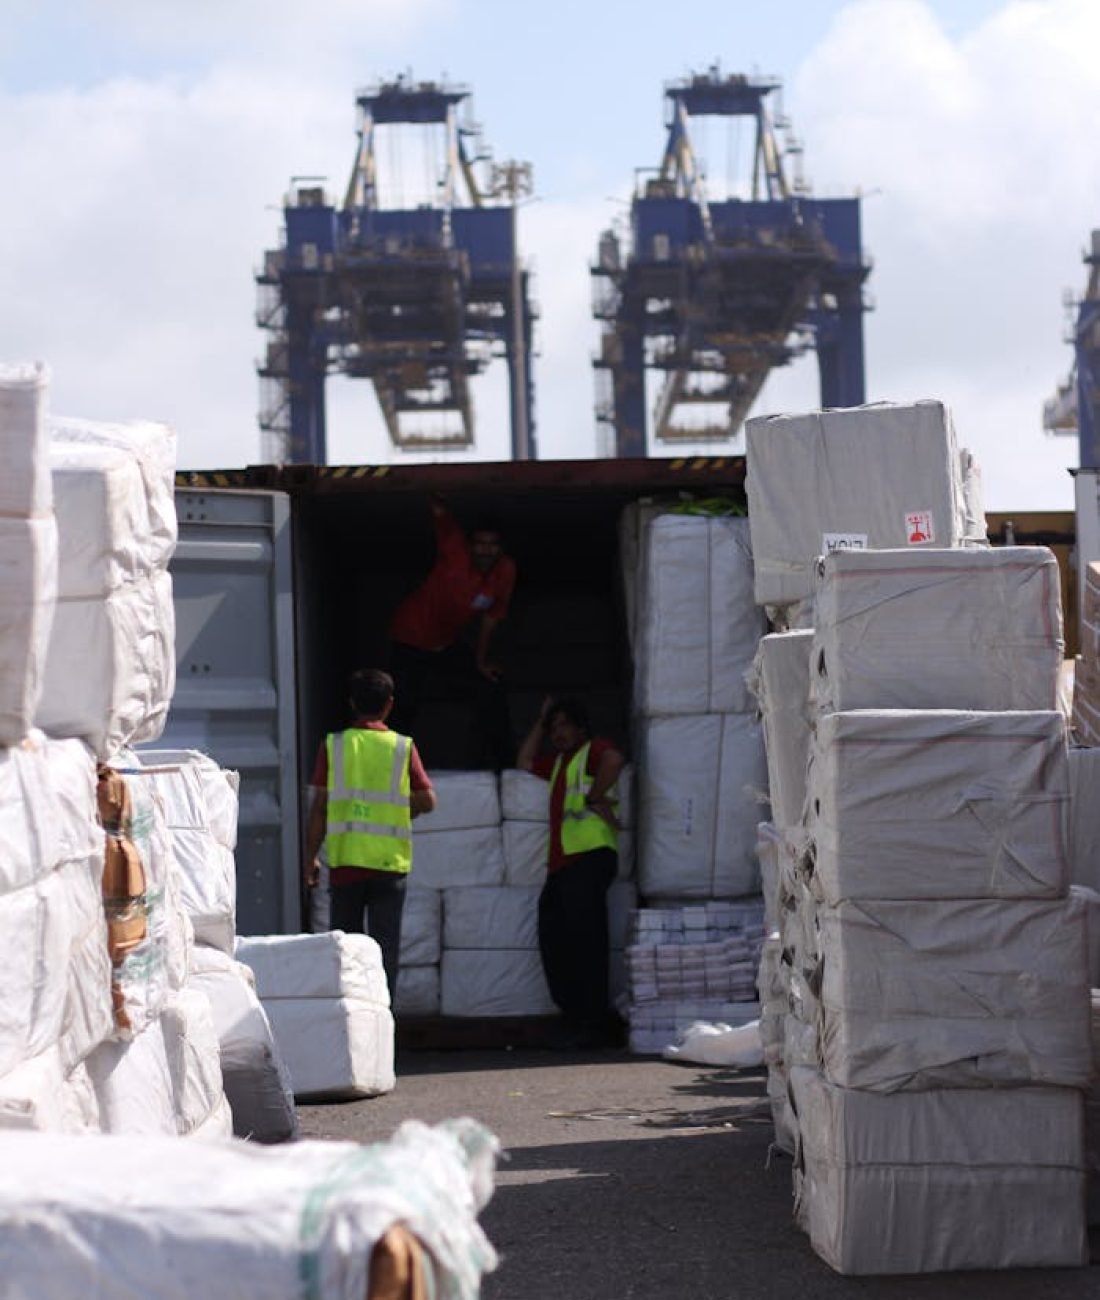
[349,668,394,718]
[547,696,590,734]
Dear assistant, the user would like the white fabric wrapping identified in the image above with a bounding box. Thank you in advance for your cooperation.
[0,1120,499,1300]
[812,547,1063,713]
[395,964,441,1017]
[959,445,986,540]
[187,949,297,1144]
[411,825,506,889]
[748,631,814,829]
[38,568,176,759]
[400,884,442,966]
[815,894,1093,1091]
[48,443,154,596]
[619,499,680,650]
[422,770,501,830]
[637,713,767,899]
[0,361,51,517]
[158,829,236,953]
[790,1066,1088,1274]
[806,710,1070,903]
[188,1093,234,1143]
[745,400,980,607]
[634,514,762,716]
[444,885,541,950]
[160,988,227,1138]
[85,1018,177,1136]
[132,749,240,850]
[263,997,395,1099]
[235,931,390,1007]
[441,949,556,1017]
[0,515,57,745]
[1068,746,1100,893]
[502,819,548,886]
[0,1050,99,1134]
[49,415,178,568]
[1070,884,1100,987]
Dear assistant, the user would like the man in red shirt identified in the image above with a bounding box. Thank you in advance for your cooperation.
[517,695,626,1048]
[304,669,436,1000]
[388,497,516,769]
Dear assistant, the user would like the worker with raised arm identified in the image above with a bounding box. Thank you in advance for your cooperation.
[517,695,626,1048]
[387,494,516,770]
[304,668,436,1000]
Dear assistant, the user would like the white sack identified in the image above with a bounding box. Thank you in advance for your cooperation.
[662,1019,764,1067]
[812,546,1063,713]
[158,828,236,953]
[807,710,1070,902]
[745,400,980,608]
[816,894,1093,1091]
[263,997,395,1100]
[1069,746,1100,894]
[441,949,556,1017]
[0,515,57,745]
[444,885,541,950]
[411,825,506,889]
[38,568,176,759]
[0,361,51,516]
[85,1018,177,1136]
[400,884,442,967]
[0,1119,498,1300]
[0,1049,99,1134]
[748,631,814,829]
[790,1065,1088,1274]
[50,415,178,569]
[187,1093,234,1143]
[634,514,763,716]
[160,988,227,1138]
[235,931,390,1007]
[138,748,240,850]
[187,948,297,1144]
[637,712,767,899]
[423,770,500,830]
[395,964,441,1017]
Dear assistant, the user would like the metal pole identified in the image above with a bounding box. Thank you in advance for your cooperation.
[492,160,534,461]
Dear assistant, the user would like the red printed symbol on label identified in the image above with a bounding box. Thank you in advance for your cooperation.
[904,510,935,545]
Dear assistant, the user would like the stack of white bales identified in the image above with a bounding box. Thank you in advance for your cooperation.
[790,544,1092,1274]
[629,509,768,901]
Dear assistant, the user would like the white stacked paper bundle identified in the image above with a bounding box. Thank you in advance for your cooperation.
[633,514,762,716]
[0,1119,499,1300]
[790,1066,1088,1273]
[187,946,297,1143]
[814,894,1093,1092]
[236,931,395,1100]
[745,400,984,609]
[812,547,1063,714]
[806,710,1070,903]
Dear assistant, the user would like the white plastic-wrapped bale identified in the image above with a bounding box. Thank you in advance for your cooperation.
[187,946,297,1143]
[811,547,1063,714]
[619,499,679,651]
[806,710,1070,903]
[634,514,763,716]
[814,893,1093,1092]
[411,824,506,889]
[84,1017,177,1136]
[636,712,767,899]
[441,949,556,1017]
[0,1119,499,1299]
[790,1066,1088,1274]
[444,885,541,950]
[421,770,501,830]
[235,931,391,1006]
[394,964,441,1017]
[399,884,443,967]
[1068,746,1100,893]
[745,401,983,609]
[0,1048,99,1134]
[748,631,814,831]
[0,361,51,517]
[159,987,230,1139]
[0,516,57,746]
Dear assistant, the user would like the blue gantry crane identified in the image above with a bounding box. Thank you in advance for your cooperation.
[592,68,871,457]
[256,78,536,464]
[1043,230,1100,467]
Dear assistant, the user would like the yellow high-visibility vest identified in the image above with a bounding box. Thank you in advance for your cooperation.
[552,741,618,857]
[325,728,412,874]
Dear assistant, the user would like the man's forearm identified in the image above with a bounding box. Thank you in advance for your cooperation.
[305,792,327,863]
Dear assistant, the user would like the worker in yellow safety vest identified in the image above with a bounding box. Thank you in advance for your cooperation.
[517,695,626,1049]
[304,669,436,998]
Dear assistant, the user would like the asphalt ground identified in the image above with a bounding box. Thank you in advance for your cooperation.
[298,1045,1100,1299]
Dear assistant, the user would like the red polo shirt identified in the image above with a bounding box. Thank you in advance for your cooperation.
[532,738,618,873]
[388,508,516,651]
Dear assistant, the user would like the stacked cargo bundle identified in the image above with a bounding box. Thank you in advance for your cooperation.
[787,545,1093,1273]
[1073,560,1100,743]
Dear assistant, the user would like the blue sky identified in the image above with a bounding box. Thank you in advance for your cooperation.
[0,0,1094,508]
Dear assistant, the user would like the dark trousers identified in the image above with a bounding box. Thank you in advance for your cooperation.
[329,872,407,1002]
[389,639,514,770]
[537,848,617,1026]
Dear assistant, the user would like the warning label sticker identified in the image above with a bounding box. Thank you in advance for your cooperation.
[822,532,869,554]
[904,510,935,545]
